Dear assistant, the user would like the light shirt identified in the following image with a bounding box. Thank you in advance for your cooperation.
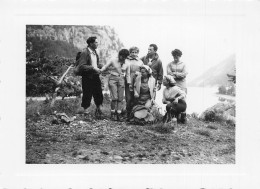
[162,86,186,103]
[88,47,98,68]
[166,61,188,89]
[148,58,152,66]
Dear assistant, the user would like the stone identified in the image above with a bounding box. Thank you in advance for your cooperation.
[172,155,181,160]
[200,102,235,124]
[114,155,123,160]
[77,155,86,159]
[101,151,109,155]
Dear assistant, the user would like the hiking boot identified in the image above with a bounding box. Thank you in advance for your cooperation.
[95,108,102,119]
[117,113,124,122]
[83,109,90,118]
[110,112,117,121]
[180,112,187,124]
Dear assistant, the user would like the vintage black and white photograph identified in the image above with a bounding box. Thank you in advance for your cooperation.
[26,17,236,164]
[2,0,260,188]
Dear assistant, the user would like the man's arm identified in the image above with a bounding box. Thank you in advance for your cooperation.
[140,56,145,64]
[157,60,164,85]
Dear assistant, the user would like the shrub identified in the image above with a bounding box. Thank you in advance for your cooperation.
[26,98,81,121]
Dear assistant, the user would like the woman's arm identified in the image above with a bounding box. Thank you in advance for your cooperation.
[173,87,186,103]
[125,61,131,84]
[166,62,174,76]
[174,64,188,79]
[100,59,113,72]
[162,89,171,104]
[133,80,139,98]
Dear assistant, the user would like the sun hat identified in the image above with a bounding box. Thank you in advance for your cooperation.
[164,75,176,85]
[140,65,153,75]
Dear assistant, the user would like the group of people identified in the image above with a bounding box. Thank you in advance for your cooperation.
[76,36,188,123]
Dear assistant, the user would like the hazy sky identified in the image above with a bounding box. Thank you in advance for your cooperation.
[109,1,241,81]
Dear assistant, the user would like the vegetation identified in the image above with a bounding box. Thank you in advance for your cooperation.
[26,98,235,164]
[27,36,80,58]
[218,67,236,96]
[25,25,235,164]
[26,50,81,97]
[218,83,236,96]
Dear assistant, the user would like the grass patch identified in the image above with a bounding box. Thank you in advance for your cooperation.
[26,98,81,121]
[206,124,218,130]
[74,132,89,141]
[116,137,129,143]
[194,129,211,137]
[149,122,174,134]
[84,138,98,145]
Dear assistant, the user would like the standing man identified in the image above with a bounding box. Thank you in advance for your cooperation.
[77,36,103,118]
[141,44,164,91]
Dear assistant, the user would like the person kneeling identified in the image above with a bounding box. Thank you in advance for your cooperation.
[129,65,156,124]
[162,75,187,123]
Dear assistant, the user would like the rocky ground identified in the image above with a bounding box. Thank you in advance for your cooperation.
[26,99,235,164]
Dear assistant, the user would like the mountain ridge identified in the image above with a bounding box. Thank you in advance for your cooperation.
[26,25,124,62]
[187,54,236,87]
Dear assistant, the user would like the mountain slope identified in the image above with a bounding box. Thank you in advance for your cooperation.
[188,54,236,87]
[26,25,124,62]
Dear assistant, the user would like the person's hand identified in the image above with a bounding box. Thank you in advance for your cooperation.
[173,98,178,104]
[157,83,161,91]
[166,101,171,105]
[129,84,133,91]
[148,61,152,67]
[97,63,104,69]
[172,72,177,78]
[135,71,140,76]
[134,93,139,98]
[94,67,101,74]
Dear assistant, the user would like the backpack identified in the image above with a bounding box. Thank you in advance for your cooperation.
[73,52,81,76]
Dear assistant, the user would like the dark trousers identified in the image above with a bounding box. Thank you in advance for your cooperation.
[166,99,187,118]
[125,81,134,115]
[81,74,103,109]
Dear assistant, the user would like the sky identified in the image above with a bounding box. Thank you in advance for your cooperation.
[109,1,240,82]
[111,16,237,82]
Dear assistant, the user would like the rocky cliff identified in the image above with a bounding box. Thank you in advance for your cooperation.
[26,25,124,62]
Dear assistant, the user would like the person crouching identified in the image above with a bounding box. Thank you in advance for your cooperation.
[162,75,187,123]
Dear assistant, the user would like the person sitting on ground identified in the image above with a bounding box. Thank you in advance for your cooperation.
[162,75,187,123]
[129,65,156,123]
[100,49,130,121]
[134,65,156,108]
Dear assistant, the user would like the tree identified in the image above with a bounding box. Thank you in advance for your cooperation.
[227,68,236,84]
